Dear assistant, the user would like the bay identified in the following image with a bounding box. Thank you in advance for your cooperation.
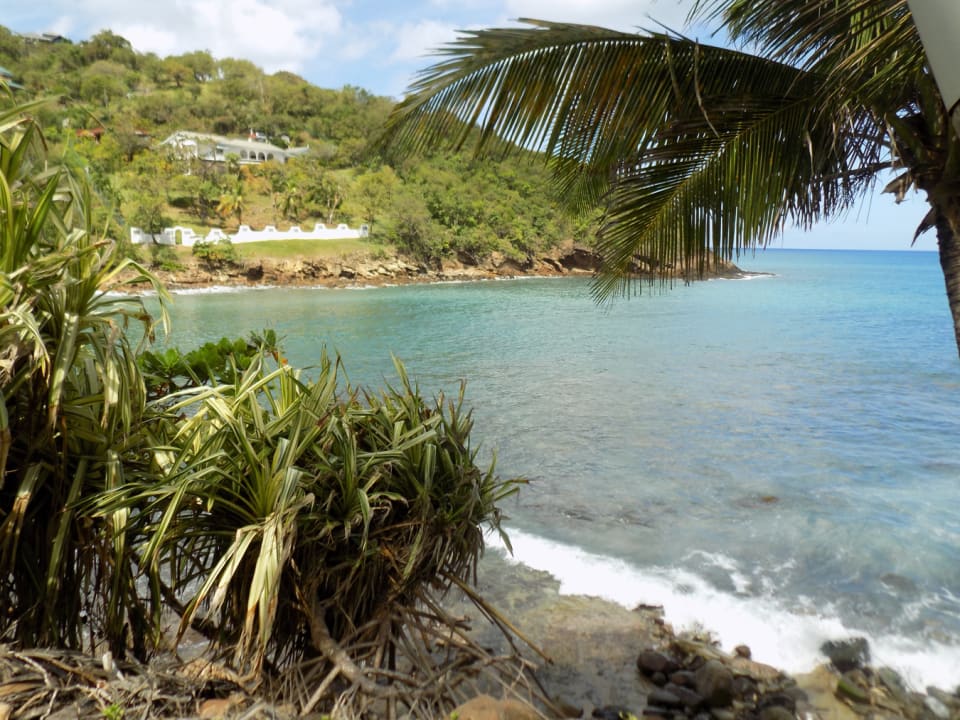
[150,249,960,689]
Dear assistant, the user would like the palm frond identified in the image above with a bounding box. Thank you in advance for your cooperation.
[383,19,897,298]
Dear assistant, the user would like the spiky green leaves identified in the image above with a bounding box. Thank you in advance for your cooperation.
[95,352,520,672]
[0,97,168,651]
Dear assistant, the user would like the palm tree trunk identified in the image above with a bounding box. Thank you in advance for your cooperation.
[934,196,960,358]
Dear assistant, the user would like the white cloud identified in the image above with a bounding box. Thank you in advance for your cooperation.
[43,0,345,75]
[48,15,76,36]
[501,0,696,33]
[116,24,180,58]
[389,19,464,62]
[18,0,707,96]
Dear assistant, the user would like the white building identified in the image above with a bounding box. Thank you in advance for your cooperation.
[131,222,369,247]
[160,131,310,165]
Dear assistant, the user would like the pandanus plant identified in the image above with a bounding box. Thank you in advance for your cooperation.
[0,93,167,652]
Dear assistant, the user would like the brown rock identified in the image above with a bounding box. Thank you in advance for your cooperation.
[669,670,697,687]
[663,682,705,709]
[552,697,584,718]
[199,693,245,719]
[647,688,682,708]
[452,694,540,720]
[695,660,735,708]
[794,666,860,720]
[729,656,783,682]
[758,708,794,720]
[638,650,676,676]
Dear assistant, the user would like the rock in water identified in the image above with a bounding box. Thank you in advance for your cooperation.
[695,660,734,708]
[820,638,870,672]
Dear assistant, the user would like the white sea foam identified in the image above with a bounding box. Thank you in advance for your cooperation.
[487,528,960,691]
[684,550,754,595]
[737,272,777,280]
[169,284,279,296]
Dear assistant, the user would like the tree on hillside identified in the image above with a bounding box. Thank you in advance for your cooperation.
[353,165,399,233]
[79,60,134,107]
[177,50,216,83]
[83,29,136,68]
[161,57,192,88]
[217,179,246,228]
[382,0,960,356]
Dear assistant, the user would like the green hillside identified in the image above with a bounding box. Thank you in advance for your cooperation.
[0,26,597,268]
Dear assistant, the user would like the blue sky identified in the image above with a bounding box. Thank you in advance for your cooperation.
[5,0,938,252]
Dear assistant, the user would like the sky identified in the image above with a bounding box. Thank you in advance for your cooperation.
[4,0,939,252]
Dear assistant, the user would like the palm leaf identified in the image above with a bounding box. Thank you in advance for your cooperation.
[382,11,915,298]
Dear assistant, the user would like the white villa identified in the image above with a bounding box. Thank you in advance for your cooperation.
[160,131,310,165]
[130,222,370,247]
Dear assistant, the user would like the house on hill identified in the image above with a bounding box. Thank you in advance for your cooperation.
[17,32,70,44]
[159,131,309,165]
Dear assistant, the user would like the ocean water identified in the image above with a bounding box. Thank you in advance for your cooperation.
[150,249,960,689]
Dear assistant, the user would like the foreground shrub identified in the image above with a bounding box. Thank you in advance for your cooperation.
[192,237,239,268]
[96,352,520,673]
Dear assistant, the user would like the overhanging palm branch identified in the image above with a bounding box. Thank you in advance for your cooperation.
[381,9,916,298]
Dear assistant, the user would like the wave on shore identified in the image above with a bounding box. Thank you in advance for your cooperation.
[486,527,960,691]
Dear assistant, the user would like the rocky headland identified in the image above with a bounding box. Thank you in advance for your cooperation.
[129,240,755,291]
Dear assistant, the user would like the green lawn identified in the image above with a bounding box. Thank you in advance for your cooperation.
[232,238,392,259]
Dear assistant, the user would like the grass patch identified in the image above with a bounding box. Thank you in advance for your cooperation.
[136,239,397,266]
[233,238,392,260]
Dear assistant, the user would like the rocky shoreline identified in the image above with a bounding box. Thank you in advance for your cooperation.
[129,241,755,292]
[0,544,955,719]
[445,553,960,720]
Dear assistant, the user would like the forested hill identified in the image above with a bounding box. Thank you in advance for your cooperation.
[0,26,597,264]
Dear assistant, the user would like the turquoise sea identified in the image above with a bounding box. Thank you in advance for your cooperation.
[152,249,960,689]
